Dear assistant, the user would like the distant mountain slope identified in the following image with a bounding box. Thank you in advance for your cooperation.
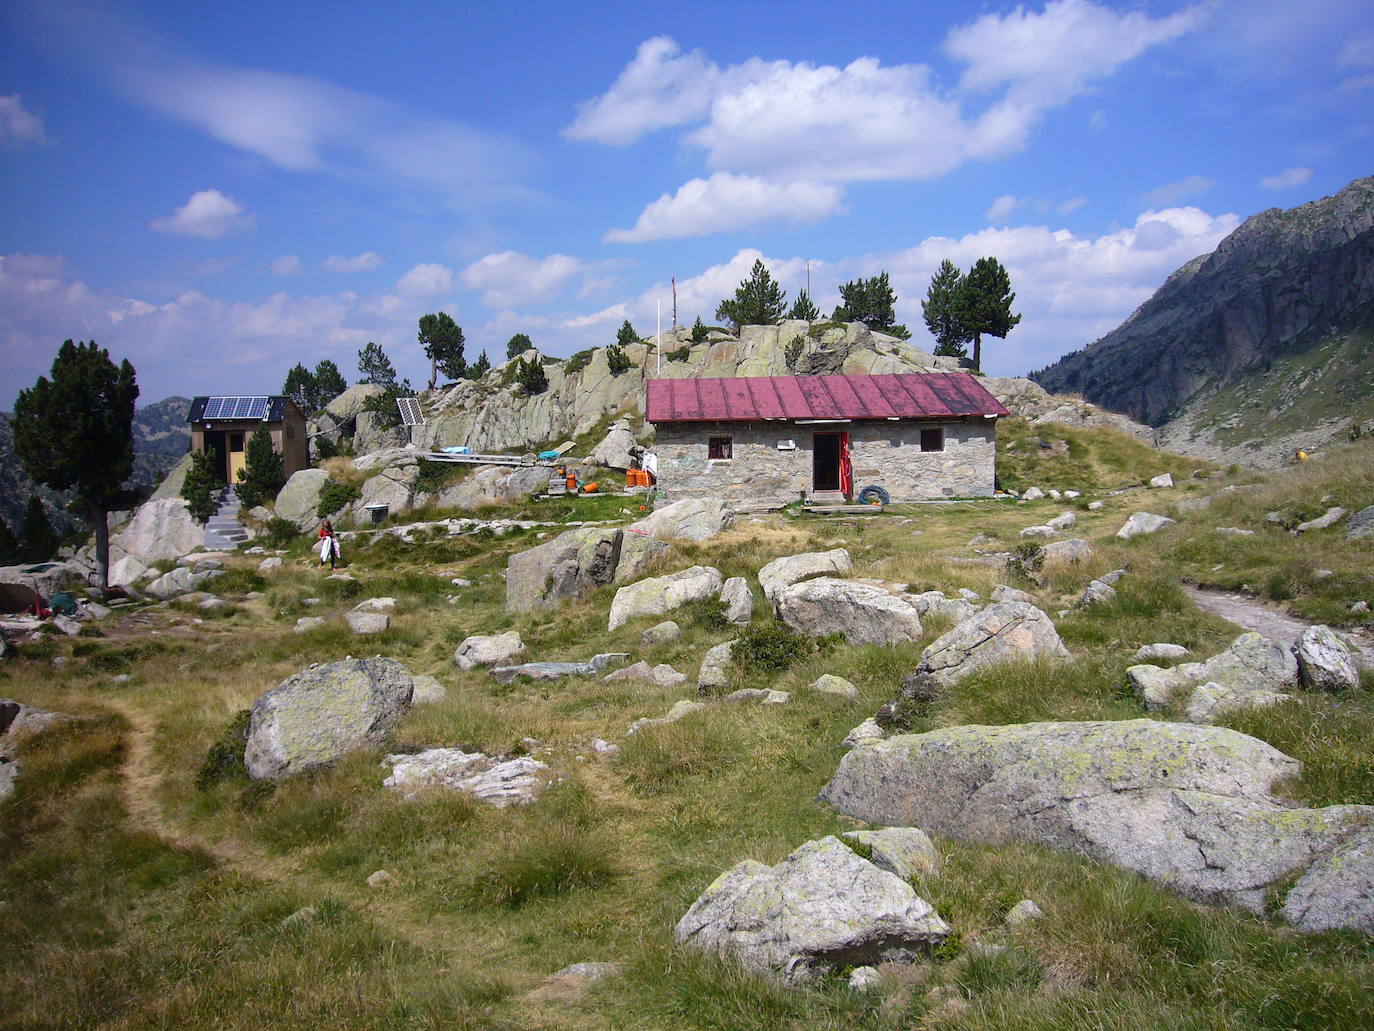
[0,397,190,534]
[1031,175,1374,465]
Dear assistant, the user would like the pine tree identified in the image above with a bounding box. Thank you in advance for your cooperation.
[282,362,314,410]
[181,450,219,524]
[236,427,286,508]
[18,497,60,563]
[466,350,491,380]
[506,333,533,359]
[615,320,640,347]
[833,272,905,335]
[312,360,347,407]
[357,342,397,386]
[0,516,18,565]
[922,259,969,359]
[418,311,465,388]
[787,290,820,321]
[606,345,631,375]
[958,257,1021,371]
[690,316,709,343]
[13,339,138,589]
[715,259,787,330]
[516,357,547,394]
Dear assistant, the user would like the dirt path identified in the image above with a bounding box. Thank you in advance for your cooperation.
[106,698,483,968]
[1183,584,1374,667]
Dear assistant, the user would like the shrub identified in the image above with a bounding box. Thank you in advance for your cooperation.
[262,517,299,549]
[181,450,219,524]
[564,349,594,375]
[516,357,548,394]
[606,344,631,375]
[690,316,709,343]
[734,621,811,673]
[784,335,804,371]
[195,709,252,791]
[666,345,691,362]
[316,480,360,519]
[236,427,285,508]
[683,597,730,631]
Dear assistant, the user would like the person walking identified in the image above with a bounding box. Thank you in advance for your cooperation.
[318,519,340,569]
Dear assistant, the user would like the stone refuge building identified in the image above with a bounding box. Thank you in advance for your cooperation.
[187,395,309,486]
[646,373,1009,502]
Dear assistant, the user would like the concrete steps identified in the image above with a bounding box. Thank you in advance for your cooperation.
[204,487,249,551]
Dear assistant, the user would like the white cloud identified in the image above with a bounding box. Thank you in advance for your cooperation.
[1141,175,1216,207]
[559,303,629,331]
[271,254,303,276]
[0,94,46,147]
[946,0,1205,101]
[1088,109,1109,130]
[324,252,383,273]
[1259,166,1313,190]
[149,189,253,238]
[606,174,844,243]
[986,195,1021,224]
[569,5,1203,189]
[394,263,453,297]
[1057,195,1089,215]
[564,37,720,145]
[460,251,604,309]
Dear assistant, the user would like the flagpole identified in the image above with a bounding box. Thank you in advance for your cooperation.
[656,298,661,377]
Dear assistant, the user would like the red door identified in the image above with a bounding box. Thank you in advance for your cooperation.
[839,431,852,499]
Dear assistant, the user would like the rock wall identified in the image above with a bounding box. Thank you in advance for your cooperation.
[654,419,996,501]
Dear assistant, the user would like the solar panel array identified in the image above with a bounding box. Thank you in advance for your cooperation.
[203,396,271,420]
[396,397,425,426]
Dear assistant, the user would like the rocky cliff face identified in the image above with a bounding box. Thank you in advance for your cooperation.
[1031,176,1374,465]
[410,321,965,454]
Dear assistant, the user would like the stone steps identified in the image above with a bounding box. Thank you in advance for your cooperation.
[203,487,249,551]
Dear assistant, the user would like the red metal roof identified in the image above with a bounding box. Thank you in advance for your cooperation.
[645,373,1010,423]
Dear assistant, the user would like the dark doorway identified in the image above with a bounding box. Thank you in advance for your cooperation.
[813,432,841,491]
[204,431,228,483]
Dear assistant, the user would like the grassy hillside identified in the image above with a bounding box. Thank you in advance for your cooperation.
[3,432,1373,1030]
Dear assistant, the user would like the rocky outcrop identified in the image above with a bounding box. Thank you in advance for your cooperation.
[381,749,547,806]
[1033,176,1374,465]
[905,601,1068,687]
[1116,512,1176,539]
[112,498,204,563]
[588,418,638,470]
[489,653,627,683]
[719,577,754,625]
[822,719,1374,927]
[607,565,723,630]
[274,469,332,531]
[1126,632,1300,712]
[758,549,852,606]
[775,578,923,646]
[454,631,526,671]
[628,498,734,542]
[674,836,949,985]
[1295,625,1360,692]
[243,658,414,780]
[505,526,668,613]
[435,465,548,510]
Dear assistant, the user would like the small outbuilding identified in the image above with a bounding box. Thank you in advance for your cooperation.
[186,395,309,486]
[646,373,1009,502]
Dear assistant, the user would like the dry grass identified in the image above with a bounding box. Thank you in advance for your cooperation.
[3,431,1373,1030]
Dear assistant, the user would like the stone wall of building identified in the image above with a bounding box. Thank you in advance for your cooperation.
[653,419,997,501]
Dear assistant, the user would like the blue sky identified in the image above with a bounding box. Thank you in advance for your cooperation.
[1,0,1371,407]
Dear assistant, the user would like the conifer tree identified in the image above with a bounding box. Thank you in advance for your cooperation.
[922,259,969,359]
[18,497,60,563]
[236,427,286,507]
[958,256,1021,371]
[181,450,219,524]
[690,316,709,343]
[515,357,547,394]
[833,272,906,335]
[506,333,533,359]
[282,362,314,410]
[418,311,465,388]
[312,360,347,406]
[466,350,491,380]
[715,259,787,330]
[615,320,640,347]
[0,515,18,565]
[13,340,138,589]
[787,290,820,321]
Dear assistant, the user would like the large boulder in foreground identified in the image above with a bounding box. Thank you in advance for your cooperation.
[505,526,668,613]
[822,719,1374,928]
[274,468,332,530]
[758,549,852,606]
[112,498,203,563]
[244,658,414,780]
[607,565,723,630]
[674,836,949,985]
[906,601,1067,687]
[776,578,923,646]
[628,497,734,542]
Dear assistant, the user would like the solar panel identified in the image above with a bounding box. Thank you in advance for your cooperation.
[202,396,271,421]
[396,397,425,426]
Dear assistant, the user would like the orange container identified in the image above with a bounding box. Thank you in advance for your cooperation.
[583,482,599,493]
[627,469,644,487]
[565,474,577,490]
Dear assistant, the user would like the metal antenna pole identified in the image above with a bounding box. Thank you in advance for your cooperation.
[656,298,662,377]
